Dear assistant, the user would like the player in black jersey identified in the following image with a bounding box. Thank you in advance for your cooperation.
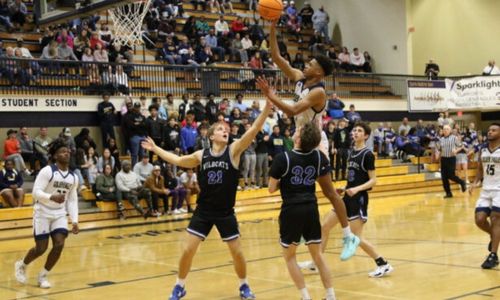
[269,123,340,300]
[141,100,272,300]
[321,122,393,278]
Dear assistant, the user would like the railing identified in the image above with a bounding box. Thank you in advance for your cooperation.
[0,57,420,99]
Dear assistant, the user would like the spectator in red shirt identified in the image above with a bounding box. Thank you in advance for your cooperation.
[231,16,248,35]
[3,129,30,175]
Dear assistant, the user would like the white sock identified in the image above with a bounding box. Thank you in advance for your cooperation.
[20,260,27,267]
[325,287,336,300]
[342,226,352,238]
[239,278,248,286]
[40,268,49,276]
[300,287,311,299]
[176,278,185,287]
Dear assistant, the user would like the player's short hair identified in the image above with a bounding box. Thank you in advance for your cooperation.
[48,138,69,159]
[490,122,500,128]
[208,122,225,139]
[299,123,321,152]
[354,121,372,137]
[314,54,334,76]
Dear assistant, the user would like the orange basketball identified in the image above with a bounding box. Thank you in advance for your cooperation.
[258,0,283,21]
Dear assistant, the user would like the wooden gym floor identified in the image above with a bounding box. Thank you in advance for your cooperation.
[0,190,498,300]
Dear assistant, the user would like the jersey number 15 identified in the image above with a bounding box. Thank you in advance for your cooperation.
[486,164,495,176]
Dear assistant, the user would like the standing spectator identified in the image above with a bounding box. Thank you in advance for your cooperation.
[139,96,150,118]
[163,116,181,154]
[164,94,176,119]
[8,0,27,30]
[345,104,361,125]
[180,111,198,154]
[324,120,337,176]
[398,117,411,136]
[283,128,293,151]
[0,0,13,31]
[115,160,153,218]
[268,125,285,161]
[178,94,191,121]
[195,126,210,151]
[255,129,269,188]
[383,122,396,157]
[152,97,167,120]
[179,169,199,212]
[312,5,330,43]
[133,156,154,184]
[205,93,219,124]
[436,125,467,198]
[425,59,440,80]
[233,93,248,113]
[327,92,345,119]
[190,94,206,122]
[241,123,257,190]
[0,159,24,207]
[3,129,30,175]
[97,93,116,149]
[114,65,129,95]
[334,119,350,180]
[299,2,314,28]
[33,127,52,171]
[124,102,148,166]
[144,165,168,216]
[146,104,165,161]
[74,128,97,151]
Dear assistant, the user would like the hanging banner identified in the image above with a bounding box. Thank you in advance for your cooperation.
[407,80,449,112]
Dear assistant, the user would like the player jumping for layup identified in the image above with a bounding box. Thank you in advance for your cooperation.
[15,138,79,288]
[256,19,359,261]
[141,100,272,300]
[269,123,340,300]
[470,123,500,269]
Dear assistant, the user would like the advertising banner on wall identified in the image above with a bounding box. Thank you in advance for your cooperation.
[408,76,500,112]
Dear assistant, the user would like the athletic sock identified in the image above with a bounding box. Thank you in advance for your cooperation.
[325,287,336,299]
[239,278,248,287]
[342,226,352,238]
[300,287,311,299]
[176,278,185,287]
[20,260,27,267]
[40,268,49,276]
[375,257,388,266]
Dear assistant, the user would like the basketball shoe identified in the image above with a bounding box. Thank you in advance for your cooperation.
[297,260,318,272]
[38,271,51,289]
[169,284,186,300]
[14,260,27,284]
[481,253,499,269]
[340,234,360,261]
[239,283,256,299]
[368,263,394,278]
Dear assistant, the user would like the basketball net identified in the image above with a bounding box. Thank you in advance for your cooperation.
[108,0,152,46]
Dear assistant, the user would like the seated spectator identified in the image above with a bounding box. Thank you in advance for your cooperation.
[373,122,386,155]
[182,16,197,40]
[286,15,302,43]
[93,43,108,63]
[231,33,249,65]
[249,18,265,42]
[231,16,248,35]
[133,156,154,184]
[327,92,345,119]
[215,15,230,37]
[398,117,411,136]
[144,165,168,216]
[162,167,184,214]
[195,16,210,36]
[482,60,500,75]
[3,129,30,175]
[363,51,373,72]
[57,38,78,62]
[97,148,116,174]
[56,28,74,49]
[179,169,199,212]
[0,0,13,31]
[108,138,121,172]
[205,29,226,62]
[382,122,396,157]
[73,29,90,59]
[299,2,314,28]
[346,104,361,125]
[249,52,264,76]
[0,159,24,207]
[33,127,52,172]
[292,52,305,70]
[17,127,35,173]
[81,47,94,62]
[74,128,97,150]
[162,37,182,65]
[338,47,352,71]
[94,164,120,215]
[8,0,27,30]
[240,67,256,91]
[195,44,215,66]
[115,160,153,218]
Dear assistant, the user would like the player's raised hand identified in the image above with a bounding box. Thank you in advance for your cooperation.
[256,76,274,98]
[141,137,156,152]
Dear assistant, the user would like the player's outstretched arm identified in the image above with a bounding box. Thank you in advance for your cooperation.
[231,100,272,159]
[256,76,325,117]
[269,19,303,82]
[142,137,202,168]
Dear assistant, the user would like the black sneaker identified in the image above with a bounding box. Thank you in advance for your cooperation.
[481,253,499,269]
[460,182,467,192]
[444,194,453,198]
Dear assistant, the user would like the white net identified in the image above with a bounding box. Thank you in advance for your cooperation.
[108,0,152,46]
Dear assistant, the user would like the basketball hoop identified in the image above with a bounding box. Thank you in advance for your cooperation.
[108,0,152,46]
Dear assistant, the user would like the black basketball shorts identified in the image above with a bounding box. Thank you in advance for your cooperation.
[343,191,369,222]
[279,202,321,248]
[187,209,240,242]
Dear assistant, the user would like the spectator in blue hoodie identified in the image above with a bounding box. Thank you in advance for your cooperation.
[180,111,198,154]
[0,159,24,207]
[327,92,345,119]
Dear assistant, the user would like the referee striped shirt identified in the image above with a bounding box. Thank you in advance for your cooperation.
[437,135,460,157]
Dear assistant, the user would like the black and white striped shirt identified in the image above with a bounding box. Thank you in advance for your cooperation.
[437,135,460,158]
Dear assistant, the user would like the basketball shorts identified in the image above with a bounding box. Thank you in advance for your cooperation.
[279,202,321,248]
[475,190,500,215]
[343,191,369,222]
[33,212,69,240]
[187,209,240,242]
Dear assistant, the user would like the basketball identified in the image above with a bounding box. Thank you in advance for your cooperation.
[258,0,283,21]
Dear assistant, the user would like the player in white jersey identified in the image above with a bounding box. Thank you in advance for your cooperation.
[15,138,79,288]
[470,122,500,269]
[256,19,360,263]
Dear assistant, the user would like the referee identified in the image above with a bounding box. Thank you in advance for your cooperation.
[436,125,466,198]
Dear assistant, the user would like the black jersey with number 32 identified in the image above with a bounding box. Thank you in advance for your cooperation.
[270,149,330,205]
[346,147,375,189]
[197,147,240,215]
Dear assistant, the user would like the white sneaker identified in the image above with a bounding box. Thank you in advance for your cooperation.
[179,208,187,213]
[38,272,51,289]
[368,264,394,278]
[14,260,27,284]
[297,260,317,272]
[173,209,181,214]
